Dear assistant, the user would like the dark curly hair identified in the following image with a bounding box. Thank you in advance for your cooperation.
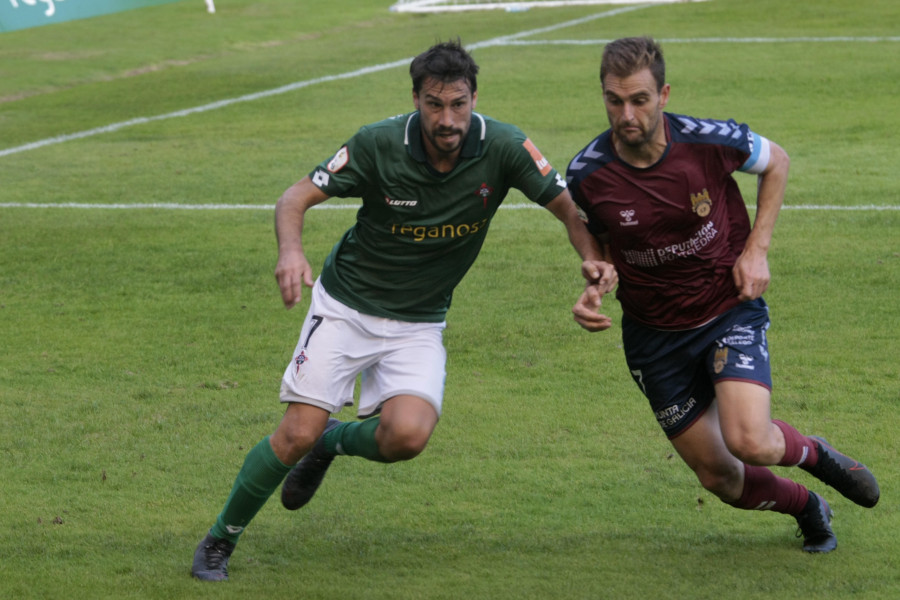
[409,39,479,95]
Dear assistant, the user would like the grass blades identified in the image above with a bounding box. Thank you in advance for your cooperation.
[1,1,898,598]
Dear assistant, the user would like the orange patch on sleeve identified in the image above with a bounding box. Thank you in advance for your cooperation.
[523,138,553,176]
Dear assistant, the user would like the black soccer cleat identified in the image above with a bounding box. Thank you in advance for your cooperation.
[795,491,837,554]
[802,436,880,508]
[191,532,235,581]
[281,418,342,510]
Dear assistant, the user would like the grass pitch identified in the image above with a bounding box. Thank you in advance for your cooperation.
[1,1,898,598]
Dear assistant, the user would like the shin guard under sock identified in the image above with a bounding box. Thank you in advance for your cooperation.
[731,464,810,516]
[773,419,819,467]
[210,436,292,543]
[323,417,390,463]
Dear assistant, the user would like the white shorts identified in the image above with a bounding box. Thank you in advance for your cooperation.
[279,279,447,418]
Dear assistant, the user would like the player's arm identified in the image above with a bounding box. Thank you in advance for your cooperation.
[734,138,790,301]
[544,190,618,331]
[572,232,616,332]
[545,190,617,290]
[274,176,331,309]
[545,190,605,266]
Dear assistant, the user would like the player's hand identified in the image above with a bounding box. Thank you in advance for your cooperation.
[274,247,314,309]
[732,244,770,301]
[572,285,614,332]
[581,259,618,293]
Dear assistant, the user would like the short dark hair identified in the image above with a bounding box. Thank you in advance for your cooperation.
[409,39,479,95]
[600,37,665,91]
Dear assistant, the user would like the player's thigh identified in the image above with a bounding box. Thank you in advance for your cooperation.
[270,403,333,464]
[281,283,375,412]
[715,380,782,462]
[359,322,446,419]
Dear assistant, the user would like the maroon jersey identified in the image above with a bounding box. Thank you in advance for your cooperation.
[567,113,770,330]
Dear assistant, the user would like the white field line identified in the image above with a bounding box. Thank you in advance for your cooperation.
[502,36,900,45]
[390,0,706,13]
[2,8,897,211]
[2,31,894,159]
[0,5,649,160]
[1,202,897,211]
[0,59,412,159]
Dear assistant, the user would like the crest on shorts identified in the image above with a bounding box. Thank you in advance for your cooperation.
[294,350,309,374]
[713,347,728,374]
[690,188,712,217]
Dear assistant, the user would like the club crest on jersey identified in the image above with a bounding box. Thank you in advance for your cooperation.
[327,146,349,173]
[475,183,493,208]
[619,209,638,226]
[690,188,712,217]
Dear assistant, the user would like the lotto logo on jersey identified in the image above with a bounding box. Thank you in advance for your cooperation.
[522,138,552,176]
[327,146,349,173]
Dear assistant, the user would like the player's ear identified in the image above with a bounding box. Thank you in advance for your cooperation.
[413,90,420,110]
[472,90,477,108]
[658,83,670,109]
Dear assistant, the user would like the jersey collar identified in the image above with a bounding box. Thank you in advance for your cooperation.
[404,111,486,164]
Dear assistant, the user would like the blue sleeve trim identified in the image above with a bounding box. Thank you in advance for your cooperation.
[738,133,770,174]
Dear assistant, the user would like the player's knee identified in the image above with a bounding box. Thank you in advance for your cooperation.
[694,466,742,502]
[271,426,320,464]
[378,425,431,462]
[725,434,774,466]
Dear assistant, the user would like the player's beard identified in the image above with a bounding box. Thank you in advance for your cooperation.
[615,110,664,150]
[424,125,465,157]
[616,123,648,147]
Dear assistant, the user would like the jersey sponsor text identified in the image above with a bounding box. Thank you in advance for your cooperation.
[655,397,698,430]
[390,218,489,242]
[620,221,719,268]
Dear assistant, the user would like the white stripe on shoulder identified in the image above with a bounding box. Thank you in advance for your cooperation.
[404,113,416,146]
[474,112,486,141]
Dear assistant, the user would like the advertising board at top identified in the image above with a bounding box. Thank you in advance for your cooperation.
[1,0,184,32]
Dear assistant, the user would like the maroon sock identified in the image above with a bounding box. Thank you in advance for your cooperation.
[773,419,819,467]
[730,464,809,515]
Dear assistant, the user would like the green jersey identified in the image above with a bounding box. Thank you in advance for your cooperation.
[310,111,567,322]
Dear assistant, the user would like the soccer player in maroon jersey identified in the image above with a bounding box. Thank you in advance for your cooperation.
[567,37,879,553]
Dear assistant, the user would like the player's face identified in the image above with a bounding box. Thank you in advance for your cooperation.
[602,68,669,150]
[414,77,477,164]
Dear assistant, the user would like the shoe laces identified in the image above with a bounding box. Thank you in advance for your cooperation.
[795,497,829,540]
[203,539,233,569]
[814,449,861,489]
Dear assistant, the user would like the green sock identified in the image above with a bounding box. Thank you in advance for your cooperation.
[323,417,389,463]
[210,435,292,543]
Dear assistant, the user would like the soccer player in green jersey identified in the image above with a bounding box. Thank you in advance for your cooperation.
[191,40,617,581]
